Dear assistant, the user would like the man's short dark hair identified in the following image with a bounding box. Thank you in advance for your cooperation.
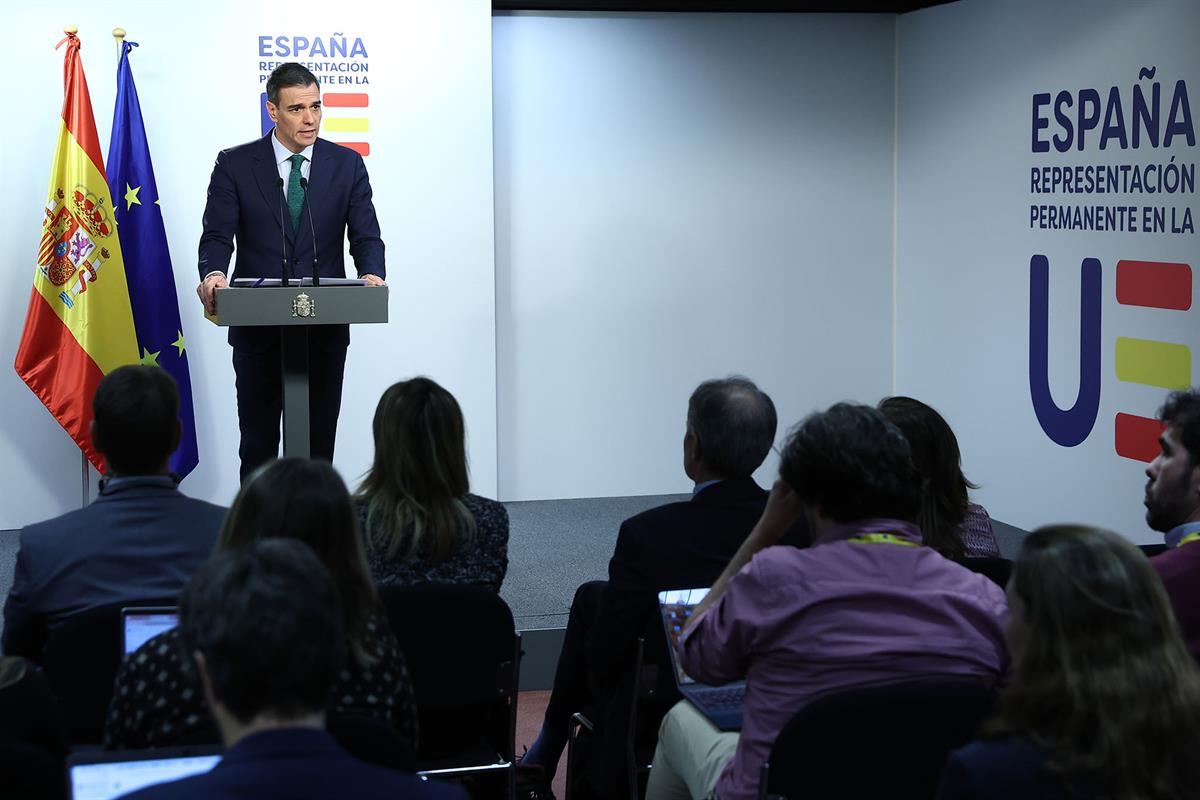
[779,402,919,523]
[686,376,777,478]
[265,62,320,106]
[1159,388,1200,465]
[92,365,178,475]
[179,539,344,724]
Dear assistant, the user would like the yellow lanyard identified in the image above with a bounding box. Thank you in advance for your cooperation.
[1178,532,1200,548]
[847,532,920,547]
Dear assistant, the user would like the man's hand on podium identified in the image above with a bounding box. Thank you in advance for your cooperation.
[197,272,228,315]
[361,273,386,286]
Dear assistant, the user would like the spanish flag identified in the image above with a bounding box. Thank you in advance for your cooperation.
[15,31,139,470]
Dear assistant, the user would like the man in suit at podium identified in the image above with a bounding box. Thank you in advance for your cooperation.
[196,62,386,480]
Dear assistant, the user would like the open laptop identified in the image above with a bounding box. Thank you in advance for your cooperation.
[658,588,745,731]
[121,607,179,657]
[67,747,221,800]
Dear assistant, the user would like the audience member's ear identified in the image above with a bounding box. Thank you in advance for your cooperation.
[193,650,217,710]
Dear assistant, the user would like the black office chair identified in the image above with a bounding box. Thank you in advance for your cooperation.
[758,676,996,800]
[40,597,178,745]
[327,712,415,772]
[957,556,1013,588]
[378,583,520,799]
[565,636,662,800]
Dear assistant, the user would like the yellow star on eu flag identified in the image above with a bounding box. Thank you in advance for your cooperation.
[172,331,186,357]
[139,347,160,367]
[125,183,142,211]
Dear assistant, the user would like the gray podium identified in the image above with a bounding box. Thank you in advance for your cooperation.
[211,283,388,458]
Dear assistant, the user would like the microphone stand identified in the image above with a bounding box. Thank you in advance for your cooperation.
[299,176,319,287]
[277,176,291,285]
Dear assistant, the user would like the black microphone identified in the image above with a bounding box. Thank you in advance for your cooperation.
[299,177,319,288]
[276,177,291,285]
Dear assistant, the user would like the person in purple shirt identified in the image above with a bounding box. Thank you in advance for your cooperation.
[117,539,462,800]
[646,403,1009,800]
[1144,388,1200,656]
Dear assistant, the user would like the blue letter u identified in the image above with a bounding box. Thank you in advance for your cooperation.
[1029,255,1102,447]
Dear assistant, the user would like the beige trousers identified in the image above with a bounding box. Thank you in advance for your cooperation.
[645,700,740,800]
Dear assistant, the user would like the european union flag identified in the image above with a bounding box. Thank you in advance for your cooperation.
[108,41,199,478]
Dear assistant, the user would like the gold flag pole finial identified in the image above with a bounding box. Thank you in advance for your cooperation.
[113,27,126,46]
[64,25,78,35]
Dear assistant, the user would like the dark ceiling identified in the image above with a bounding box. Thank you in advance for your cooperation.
[493,1,957,12]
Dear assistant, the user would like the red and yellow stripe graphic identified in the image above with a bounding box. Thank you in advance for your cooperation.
[14,32,138,469]
[324,92,369,156]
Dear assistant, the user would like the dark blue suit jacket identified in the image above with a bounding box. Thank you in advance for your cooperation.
[1,477,225,660]
[119,728,466,800]
[197,132,385,351]
[938,735,1096,800]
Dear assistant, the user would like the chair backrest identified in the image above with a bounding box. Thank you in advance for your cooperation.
[327,712,415,772]
[957,557,1013,588]
[40,598,178,745]
[761,677,996,800]
[377,583,518,763]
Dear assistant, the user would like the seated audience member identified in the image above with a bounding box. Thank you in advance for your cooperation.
[117,539,465,800]
[105,459,417,756]
[521,377,809,795]
[3,365,224,660]
[1143,388,1200,656]
[0,656,68,800]
[647,403,1009,800]
[878,396,1001,558]
[354,377,508,591]
[938,525,1200,799]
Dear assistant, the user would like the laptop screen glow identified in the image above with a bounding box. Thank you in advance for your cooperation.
[658,587,711,685]
[70,755,220,800]
[122,612,179,656]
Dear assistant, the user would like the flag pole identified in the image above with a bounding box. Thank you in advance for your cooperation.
[64,23,91,510]
[113,27,125,47]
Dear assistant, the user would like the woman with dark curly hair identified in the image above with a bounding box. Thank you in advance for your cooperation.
[939,524,1200,799]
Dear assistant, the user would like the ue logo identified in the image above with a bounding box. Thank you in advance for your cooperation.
[1030,256,1193,461]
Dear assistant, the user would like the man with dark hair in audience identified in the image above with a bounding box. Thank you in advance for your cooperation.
[2,365,225,660]
[645,403,1009,800]
[520,376,809,797]
[1144,387,1200,656]
[118,538,463,800]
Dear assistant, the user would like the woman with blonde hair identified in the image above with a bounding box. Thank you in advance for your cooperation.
[939,525,1200,799]
[355,377,508,591]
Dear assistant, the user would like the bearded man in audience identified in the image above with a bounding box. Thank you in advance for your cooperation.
[520,376,809,798]
[1144,388,1200,656]
[645,403,1009,800]
[3,365,225,660]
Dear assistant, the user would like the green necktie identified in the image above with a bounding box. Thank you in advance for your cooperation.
[286,153,306,232]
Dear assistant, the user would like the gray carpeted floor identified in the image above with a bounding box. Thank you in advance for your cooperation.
[0,497,1029,643]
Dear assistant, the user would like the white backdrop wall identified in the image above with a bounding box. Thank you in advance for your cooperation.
[896,0,1199,541]
[0,1,497,528]
[493,12,897,500]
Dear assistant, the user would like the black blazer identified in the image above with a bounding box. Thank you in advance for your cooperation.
[585,476,809,694]
[197,133,385,351]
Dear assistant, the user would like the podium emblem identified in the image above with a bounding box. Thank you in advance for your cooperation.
[292,292,315,318]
